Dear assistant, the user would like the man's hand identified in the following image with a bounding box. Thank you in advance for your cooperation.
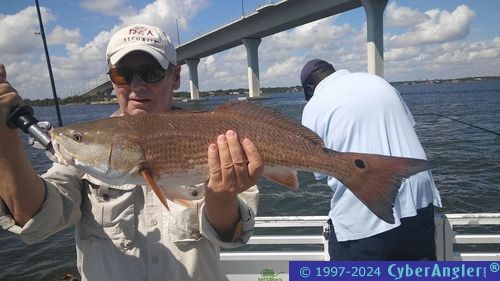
[0,64,24,131]
[207,130,263,195]
[205,130,264,241]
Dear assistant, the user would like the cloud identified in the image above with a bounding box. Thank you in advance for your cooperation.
[47,25,82,45]
[252,17,361,86]
[0,6,82,62]
[0,6,87,100]
[436,38,500,63]
[262,56,303,82]
[388,4,475,47]
[382,4,499,81]
[195,48,249,90]
[119,0,209,37]
[385,2,427,27]
[385,37,500,81]
[385,46,422,61]
[0,6,55,55]
[266,17,352,52]
[81,0,131,16]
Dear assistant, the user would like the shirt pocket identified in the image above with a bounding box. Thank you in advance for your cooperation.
[78,180,136,247]
[167,201,202,243]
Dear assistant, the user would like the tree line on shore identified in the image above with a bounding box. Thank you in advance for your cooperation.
[23,75,499,106]
[24,86,303,106]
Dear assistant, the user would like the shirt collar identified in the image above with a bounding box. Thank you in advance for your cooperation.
[313,69,350,98]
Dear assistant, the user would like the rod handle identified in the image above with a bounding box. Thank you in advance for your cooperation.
[7,105,53,151]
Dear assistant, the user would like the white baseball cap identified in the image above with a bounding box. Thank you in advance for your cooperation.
[106,24,177,69]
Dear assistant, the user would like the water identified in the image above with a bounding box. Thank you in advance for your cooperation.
[0,80,499,280]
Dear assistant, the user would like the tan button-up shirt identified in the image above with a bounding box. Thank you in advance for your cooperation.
[0,163,259,281]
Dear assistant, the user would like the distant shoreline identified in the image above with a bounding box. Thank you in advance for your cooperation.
[24,75,500,107]
[390,75,500,86]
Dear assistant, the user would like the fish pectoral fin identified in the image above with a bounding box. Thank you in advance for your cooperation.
[161,187,196,208]
[262,166,299,190]
[141,169,170,211]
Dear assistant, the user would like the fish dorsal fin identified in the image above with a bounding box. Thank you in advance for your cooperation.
[213,101,325,147]
[170,107,208,114]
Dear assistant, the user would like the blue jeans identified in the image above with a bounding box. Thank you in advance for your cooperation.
[328,204,436,260]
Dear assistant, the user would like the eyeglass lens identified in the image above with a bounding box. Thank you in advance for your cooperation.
[109,66,166,85]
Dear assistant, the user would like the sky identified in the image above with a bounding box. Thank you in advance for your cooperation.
[0,0,499,100]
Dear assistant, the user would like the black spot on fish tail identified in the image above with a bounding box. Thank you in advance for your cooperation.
[354,159,366,169]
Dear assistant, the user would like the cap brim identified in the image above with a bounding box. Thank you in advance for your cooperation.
[303,86,311,100]
[109,44,171,69]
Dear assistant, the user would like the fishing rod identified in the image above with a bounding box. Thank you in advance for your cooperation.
[35,0,63,127]
[428,112,500,141]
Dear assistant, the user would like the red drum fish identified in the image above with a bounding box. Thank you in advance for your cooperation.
[50,101,431,223]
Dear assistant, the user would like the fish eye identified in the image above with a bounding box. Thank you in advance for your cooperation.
[72,133,84,143]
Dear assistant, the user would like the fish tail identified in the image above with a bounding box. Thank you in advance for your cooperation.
[326,150,432,224]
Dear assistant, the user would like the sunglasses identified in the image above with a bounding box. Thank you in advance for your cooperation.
[108,65,167,85]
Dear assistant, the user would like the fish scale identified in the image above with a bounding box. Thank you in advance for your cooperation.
[126,111,318,175]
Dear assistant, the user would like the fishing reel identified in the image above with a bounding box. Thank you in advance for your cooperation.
[8,105,55,159]
[27,121,52,147]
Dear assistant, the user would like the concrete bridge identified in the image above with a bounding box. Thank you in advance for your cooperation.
[85,0,388,100]
[80,80,114,102]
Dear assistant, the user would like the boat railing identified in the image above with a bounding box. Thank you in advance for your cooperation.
[435,213,500,261]
[221,213,500,280]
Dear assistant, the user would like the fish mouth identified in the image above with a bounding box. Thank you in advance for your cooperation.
[51,139,75,166]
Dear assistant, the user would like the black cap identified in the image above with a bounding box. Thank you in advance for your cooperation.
[300,59,334,100]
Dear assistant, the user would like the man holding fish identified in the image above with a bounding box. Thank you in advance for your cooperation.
[0,24,264,281]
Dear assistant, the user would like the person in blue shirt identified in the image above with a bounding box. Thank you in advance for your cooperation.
[300,59,442,260]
